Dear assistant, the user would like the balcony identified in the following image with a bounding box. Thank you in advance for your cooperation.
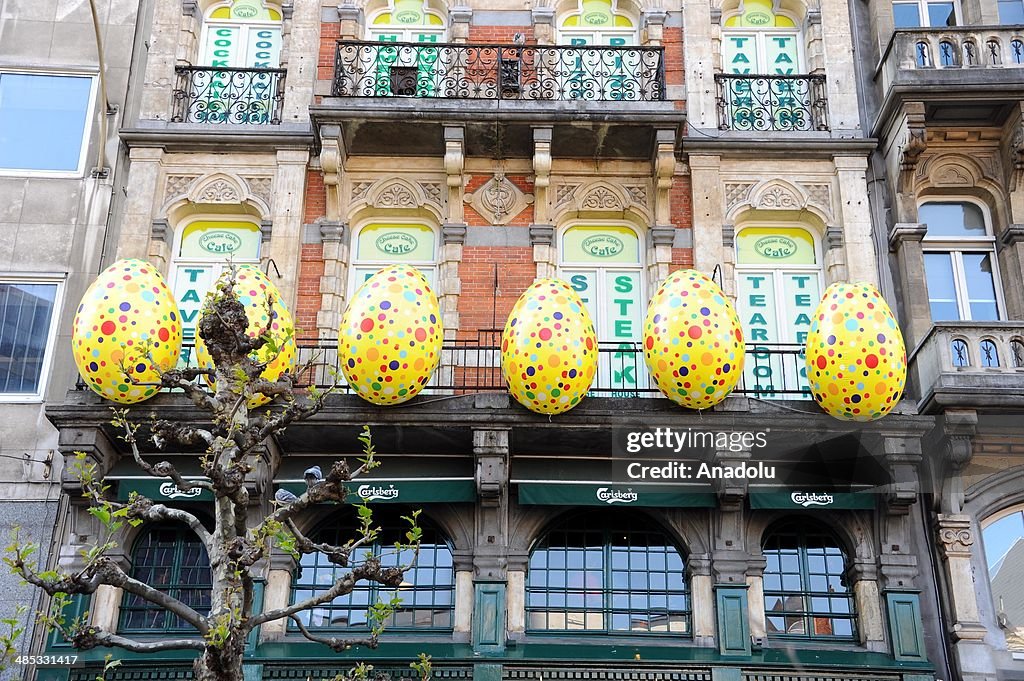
[74,336,811,401]
[908,321,1024,412]
[875,27,1024,123]
[714,74,830,132]
[171,66,286,125]
[331,40,665,102]
[315,40,677,158]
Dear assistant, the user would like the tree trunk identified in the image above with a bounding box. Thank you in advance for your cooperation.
[193,638,246,681]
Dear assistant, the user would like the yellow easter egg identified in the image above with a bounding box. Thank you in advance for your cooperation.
[500,278,598,415]
[194,266,297,408]
[72,259,182,404]
[338,265,442,405]
[805,282,906,421]
[642,269,745,409]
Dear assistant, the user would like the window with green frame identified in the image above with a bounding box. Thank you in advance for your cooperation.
[526,511,690,634]
[290,511,454,631]
[118,524,211,633]
[762,521,856,639]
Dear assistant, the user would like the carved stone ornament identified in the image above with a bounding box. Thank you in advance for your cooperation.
[555,183,579,206]
[724,182,755,213]
[245,177,273,207]
[757,185,801,209]
[374,182,417,208]
[196,179,240,203]
[464,173,534,225]
[350,181,373,202]
[164,174,198,200]
[938,526,974,552]
[580,186,622,210]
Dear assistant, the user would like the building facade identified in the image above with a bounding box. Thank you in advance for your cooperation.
[7,0,1024,680]
[0,0,143,675]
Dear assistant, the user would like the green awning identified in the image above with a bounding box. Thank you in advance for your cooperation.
[748,491,876,510]
[517,482,716,508]
[277,478,475,504]
[114,478,213,502]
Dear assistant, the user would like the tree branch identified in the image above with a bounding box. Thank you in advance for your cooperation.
[288,615,378,652]
[72,627,206,653]
[125,496,213,550]
[112,409,213,494]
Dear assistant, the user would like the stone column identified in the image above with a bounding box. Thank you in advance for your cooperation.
[440,225,466,338]
[888,223,931,349]
[473,429,511,654]
[139,0,185,121]
[532,127,552,225]
[745,556,767,645]
[848,559,886,651]
[834,155,877,285]
[530,225,556,279]
[316,222,347,338]
[817,0,860,131]
[823,225,848,284]
[690,155,725,278]
[650,226,675,289]
[937,514,998,681]
[280,0,319,124]
[338,4,361,40]
[531,7,555,46]
[683,0,718,131]
[506,553,528,638]
[116,148,164,261]
[450,6,472,43]
[453,550,474,640]
[265,149,310,310]
[260,551,297,640]
[999,225,1024,319]
[689,554,715,647]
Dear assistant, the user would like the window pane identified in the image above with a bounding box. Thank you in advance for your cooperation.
[924,253,961,321]
[999,0,1024,23]
[0,283,57,394]
[920,202,987,237]
[893,2,922,27]
[962,253,1000,321]
[927,1,957,25]
[0,74,92,171]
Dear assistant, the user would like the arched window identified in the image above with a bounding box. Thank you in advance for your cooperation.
[290,512,454,630]
[722,0,803,74]
[526,511,690,634]
[200,0,282,68]
[920,201,1002,322]
[556,0,639,46]
[762,522,855,639]
[735,225,821,396]
[349,223,438,297]
[367,0,447,43]
[983,508,1024,652]
[363,0,447,97]
[169,220,262,341]
[559,224,646,397]
[119,524,211,633]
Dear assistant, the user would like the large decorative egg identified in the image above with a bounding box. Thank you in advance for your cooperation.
[805,282,906,421]
[500,279,598,415]
[72,259,182,404]
[643,269,745,410]
[195,265,297,408]
[338,265,442,405]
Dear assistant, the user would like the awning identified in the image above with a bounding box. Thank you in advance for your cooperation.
[517,482,716,508]
[276,478,476,504]
[113,478,213,502]
[748,491,876,510]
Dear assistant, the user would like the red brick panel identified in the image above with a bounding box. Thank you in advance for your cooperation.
[304,169,326,224]
[458,245,535,337]
[296,244,324,340]
[467,26,534,44]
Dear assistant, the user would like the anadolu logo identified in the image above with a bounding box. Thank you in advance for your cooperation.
[791,491,834,507]
[375,232,418,256]
[754,235,797,259]
[596,487,638,504]
[199,231,242,254]
[358,484,400,501]
[582,235,624,258]
[160,482,203,499]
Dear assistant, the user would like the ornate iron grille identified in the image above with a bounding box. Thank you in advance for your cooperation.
[715,74,829,132]
[332,41,665,101]
[172,66,286,124]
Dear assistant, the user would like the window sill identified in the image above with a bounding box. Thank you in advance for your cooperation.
[0,394,45,403]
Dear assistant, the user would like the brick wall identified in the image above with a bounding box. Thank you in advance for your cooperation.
[296,244,324,340]
[467,25,534,44]
[458,245,535,337]
[304,169,326,224]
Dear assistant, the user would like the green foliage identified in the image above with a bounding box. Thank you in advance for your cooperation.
[0,603,26,672]
[96,654,122,681]
[410,653,433,681]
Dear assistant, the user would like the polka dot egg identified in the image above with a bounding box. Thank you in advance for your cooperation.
[500,279,598,415]
[805,282,906,421]
[643,269,745,410]
[338,265,442,405]
[72,259,182,404]
[195,265,297,408]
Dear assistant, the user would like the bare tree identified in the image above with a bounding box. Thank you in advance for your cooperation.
[5,270,422,681]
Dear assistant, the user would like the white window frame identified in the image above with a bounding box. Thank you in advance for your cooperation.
[199,0,283,68]
[169,216,264,341]
[0,273,66,402]
[721,29,806,74]
[555,0,640,46]
[891,0,962,27]
[920,199,1004,322]
[365,2,448,42]
[347,220,440,301]
[0,69,97,178]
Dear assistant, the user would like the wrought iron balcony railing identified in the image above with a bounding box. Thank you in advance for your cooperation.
[74,335,811,400]
[331,40,665,102]
[172,66,286,124]
[715,74,829,132]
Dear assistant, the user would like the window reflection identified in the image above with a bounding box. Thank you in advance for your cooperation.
[985,510,1024,651]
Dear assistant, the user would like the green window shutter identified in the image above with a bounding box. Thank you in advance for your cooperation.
[716,585,751,656]
[886,592,928,662]
[473,582,506,654]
